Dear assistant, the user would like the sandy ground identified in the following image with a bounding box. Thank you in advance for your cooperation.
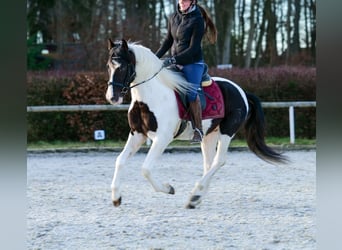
[27,149,316,250]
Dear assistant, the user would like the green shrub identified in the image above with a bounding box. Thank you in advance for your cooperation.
[27,37,54,70]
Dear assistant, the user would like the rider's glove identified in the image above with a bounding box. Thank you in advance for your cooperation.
[162,57,176,67]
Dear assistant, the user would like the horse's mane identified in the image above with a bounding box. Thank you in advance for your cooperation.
[128,42,194,95]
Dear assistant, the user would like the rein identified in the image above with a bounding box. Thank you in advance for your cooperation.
[124,65,164,94]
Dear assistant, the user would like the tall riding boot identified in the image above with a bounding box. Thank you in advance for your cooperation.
[189,96,203,143]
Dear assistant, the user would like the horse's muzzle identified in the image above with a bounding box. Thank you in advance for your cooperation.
[106,84,123,105]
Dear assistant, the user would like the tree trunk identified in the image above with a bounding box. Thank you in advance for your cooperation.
[264,0,278,65]
[291,0,301,54]
[286,0,292,64]
[214,0,236,65]
[237,0,246,65]
[310,0,316,61]
[254,1,266,68]
[244,0,256,68]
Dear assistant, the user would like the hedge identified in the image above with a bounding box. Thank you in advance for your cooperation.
[27,66,316,142]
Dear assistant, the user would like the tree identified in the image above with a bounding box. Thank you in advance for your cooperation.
[214,0,236,65]
[253,1,267,67]
[27,0,316,70]
[27,0,55,42]
[244,0,257,68]
[263,0,278,65]
[291,0,301,54]
[309,0,316,61]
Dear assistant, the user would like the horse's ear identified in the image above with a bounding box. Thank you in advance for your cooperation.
[107,38,114,50]
[121,39,129,51]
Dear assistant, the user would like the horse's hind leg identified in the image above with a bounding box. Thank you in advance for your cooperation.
[186,134,232,209]
[111,132,146,207]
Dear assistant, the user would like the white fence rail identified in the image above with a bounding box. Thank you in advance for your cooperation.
[27,101,316,144]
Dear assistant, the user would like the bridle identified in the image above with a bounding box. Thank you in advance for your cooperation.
[108,51,164,96]
[107,53,136,95]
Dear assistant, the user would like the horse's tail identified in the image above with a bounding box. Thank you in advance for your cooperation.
[244,93,288,164]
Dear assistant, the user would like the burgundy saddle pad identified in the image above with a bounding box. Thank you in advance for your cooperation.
[175,79,225,120]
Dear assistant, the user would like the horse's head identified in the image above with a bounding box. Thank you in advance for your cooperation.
[106,38,136,105]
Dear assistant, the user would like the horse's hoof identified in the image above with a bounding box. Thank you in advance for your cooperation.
[169,185,175,195]
[185,203,196,209]
[185,195,201,209]
[113,197,122,207]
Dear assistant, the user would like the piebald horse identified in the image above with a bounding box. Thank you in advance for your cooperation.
[106,39,286,209]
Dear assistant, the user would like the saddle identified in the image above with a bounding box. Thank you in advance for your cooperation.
[172,64,225,121]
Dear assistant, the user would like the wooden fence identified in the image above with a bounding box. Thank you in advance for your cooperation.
[27,101,316,144]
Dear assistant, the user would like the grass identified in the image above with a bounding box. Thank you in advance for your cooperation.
[27,137,315,150]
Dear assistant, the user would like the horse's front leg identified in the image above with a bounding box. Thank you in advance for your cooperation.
[111,132,146,207]
[141,136,175,195]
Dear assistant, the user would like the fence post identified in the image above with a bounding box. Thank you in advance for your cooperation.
[289,106,295,144]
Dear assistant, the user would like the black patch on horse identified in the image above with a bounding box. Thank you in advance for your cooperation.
[128,101,158,136]
[215,80,248,137]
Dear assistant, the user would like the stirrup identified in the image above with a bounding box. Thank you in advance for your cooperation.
[191,128,203,144]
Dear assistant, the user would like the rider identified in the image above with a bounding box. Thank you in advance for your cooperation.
[155,0,217,143]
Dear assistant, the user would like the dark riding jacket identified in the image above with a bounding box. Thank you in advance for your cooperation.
[155,5,205,65]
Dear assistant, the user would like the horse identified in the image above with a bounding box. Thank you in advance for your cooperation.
[105,38,287,209]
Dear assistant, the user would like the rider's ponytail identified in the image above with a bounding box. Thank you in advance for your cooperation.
[197,4,217,44]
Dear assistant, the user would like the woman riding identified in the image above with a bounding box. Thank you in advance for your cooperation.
[155,0,217,143]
